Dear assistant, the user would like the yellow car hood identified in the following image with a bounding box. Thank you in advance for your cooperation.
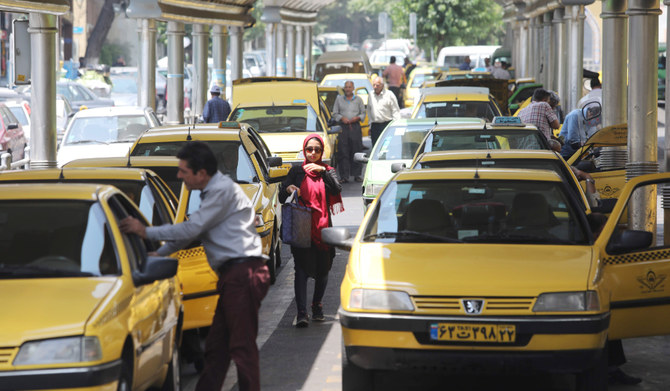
[258,133,311,155]
[353,244,593,296]
[0,278,116,346]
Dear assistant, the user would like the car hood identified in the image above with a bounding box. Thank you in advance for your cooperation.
[258,133,314,155]
[57,142,135,167]
[352,244,593,296]
[366,159,413,185]
[0,278,117,346]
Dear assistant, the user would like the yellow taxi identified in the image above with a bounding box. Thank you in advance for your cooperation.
[412,118,550,160]
[408,149,592,212]
[229,77,340,165]
[323,167,670,390]
[403,66,440,108]
[0,183,181,390]
[567,123,627,201]
[410,86,503,121]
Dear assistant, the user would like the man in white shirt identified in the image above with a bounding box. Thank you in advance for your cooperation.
[368,75,400,147]
[578,77,602,109]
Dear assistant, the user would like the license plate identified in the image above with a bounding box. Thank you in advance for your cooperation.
[430,323,516,343]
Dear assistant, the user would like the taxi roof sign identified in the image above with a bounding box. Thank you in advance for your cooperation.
[218,121,240,128]
[492,116,523,125]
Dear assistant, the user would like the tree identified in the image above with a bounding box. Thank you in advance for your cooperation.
[84,0,119,66]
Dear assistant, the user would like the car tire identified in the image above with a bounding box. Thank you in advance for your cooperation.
[117,360,132,391]
[161,339,181,391]
[575,344,608,391]
[341,341,374,391]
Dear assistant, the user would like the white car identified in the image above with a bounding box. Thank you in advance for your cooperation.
[57,106,161,167]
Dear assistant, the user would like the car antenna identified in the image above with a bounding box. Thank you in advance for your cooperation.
[486,152,491,159]
[126,150,132,168]
[187,126,192,141]
[474,159,480,179]
[58,167,65,181]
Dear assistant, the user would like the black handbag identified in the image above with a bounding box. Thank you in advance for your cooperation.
[281,191,312,248]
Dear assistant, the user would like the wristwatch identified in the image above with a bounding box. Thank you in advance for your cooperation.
[585,178,595,184]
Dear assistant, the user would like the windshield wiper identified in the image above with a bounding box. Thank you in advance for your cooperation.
[67,139,109,145]
[0,264,95,278]
[461,233,576,245]
[363,230,462,243]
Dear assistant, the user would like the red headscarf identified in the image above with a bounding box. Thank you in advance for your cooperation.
[300,134,344,249]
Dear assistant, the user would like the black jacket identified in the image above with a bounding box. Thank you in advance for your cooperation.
[279,165,342,204]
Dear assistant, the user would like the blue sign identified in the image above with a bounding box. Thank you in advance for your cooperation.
[73,26,84,34]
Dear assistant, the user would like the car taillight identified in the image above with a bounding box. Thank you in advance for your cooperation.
[23,102,30,116]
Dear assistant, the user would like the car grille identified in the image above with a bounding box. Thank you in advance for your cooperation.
[412,296,535,314]
[0,347,17,369]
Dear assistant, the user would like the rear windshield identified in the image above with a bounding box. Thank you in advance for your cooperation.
[64,115,150,144]
[230,105,322,133]
[415,101,496,122]
[424,130,548,152]
[372,124,435,161]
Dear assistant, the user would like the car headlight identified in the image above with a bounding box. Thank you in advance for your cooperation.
[533,291,600,312]
[365,184,384,196]
[349,289,415,311]
[254,213,265,227]
[14,336,102,366]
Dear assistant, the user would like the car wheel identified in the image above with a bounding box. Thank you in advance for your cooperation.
[117,360,132,391]
[161,339,181,391]
[341,341,374,391]
[575,344,607,391]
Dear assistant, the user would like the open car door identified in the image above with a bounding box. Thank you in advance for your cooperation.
[597,172,670,339]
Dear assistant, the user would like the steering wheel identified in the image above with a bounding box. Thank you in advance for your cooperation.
[29,256,80,271]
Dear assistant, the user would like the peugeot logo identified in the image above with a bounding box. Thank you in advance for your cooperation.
[462,299,484,315]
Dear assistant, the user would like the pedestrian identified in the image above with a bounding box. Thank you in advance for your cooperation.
[382,55,405,108]
[517,88,560,140]
[203,85,231,123]
[404,57,416,80]
[578,77,602,109]
[484,57,493,72]
[548,90,565,124]
[279,134,343,328]
[368,75,401,147]
[332,80,366,183]
[558,102,602,159]
[459,56,472,70]
[491,59,511,80]
[119,141,270,391]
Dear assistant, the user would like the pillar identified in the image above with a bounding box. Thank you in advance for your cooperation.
[567,5,585,112]
[296,25,305,78]
[212,26,228,100]
[276,23,286,76]
[601,0,628,127]
[229,26,243,81]
[139,19,157,111]
[286,24,296,77]
[166,21,185,125]
[265,23,276,76]
[304,26,313,79]
[192,24,209,119]
[554,8,568,105]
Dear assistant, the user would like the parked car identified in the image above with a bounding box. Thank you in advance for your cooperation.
[312,51,373,83]
[4,100,31,141]
[57,106,160,167]
[411,86,503,121]
[0,102,26,162]
[0,182,181,391]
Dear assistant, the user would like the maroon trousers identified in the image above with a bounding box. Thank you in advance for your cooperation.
[195,258,270,391]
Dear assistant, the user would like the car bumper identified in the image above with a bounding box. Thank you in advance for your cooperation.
[340,308,609,373]
[0,360,121,390]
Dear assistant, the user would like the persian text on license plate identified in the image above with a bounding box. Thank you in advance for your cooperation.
[430,323,516,343]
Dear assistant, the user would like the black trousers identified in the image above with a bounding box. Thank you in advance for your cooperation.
[388,86,403,108]
[370,121,390,148]
[336,122,363,179]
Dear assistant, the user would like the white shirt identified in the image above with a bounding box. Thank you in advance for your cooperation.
[367,88,401,123]
[577,88,602,109]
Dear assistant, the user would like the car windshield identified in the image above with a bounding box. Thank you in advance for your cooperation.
[372,124,434,160]
[363,179,588,244]
[111,77,137,94]
[321,78,373,92]
[415,101,496,121]
[131,141,258,192]
[371,52,406,64]
[57,83,95,102]
[0,200,119,278]
[64,115,150,144]
[7,107,28,125]
[411,73,437,88]
[230,105,321,133]
[424,130,547,151]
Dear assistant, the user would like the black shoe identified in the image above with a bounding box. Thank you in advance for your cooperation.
[609,368,642,385]
[312,303,325,321]
[296,312,309,328]
[354,176,363,182]
[340,178,349,183]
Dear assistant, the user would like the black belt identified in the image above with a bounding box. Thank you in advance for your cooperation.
[217,256,262,275]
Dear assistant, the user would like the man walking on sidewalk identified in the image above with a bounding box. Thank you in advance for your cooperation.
[332,80,366,183]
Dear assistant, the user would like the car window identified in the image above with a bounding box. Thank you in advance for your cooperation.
[372,124,434,160]
[148,174,178,215]
[64,115,150,144]
[411,73,437,88]
[230,105,322,133]
[0,200,119,277]
[7,107,28,125]
[108,194,159,273]
[415,101,496,121]
[424,130,546,152]
[363,179,588,244]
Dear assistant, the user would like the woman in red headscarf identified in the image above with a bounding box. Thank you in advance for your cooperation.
[279,134,343,327]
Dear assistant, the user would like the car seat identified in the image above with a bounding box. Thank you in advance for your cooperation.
[506,193,559,232]
[405,199,453,237]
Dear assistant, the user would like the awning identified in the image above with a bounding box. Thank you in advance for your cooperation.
[0,0,69,14]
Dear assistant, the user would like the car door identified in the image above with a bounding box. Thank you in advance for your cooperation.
[597,172,670,339]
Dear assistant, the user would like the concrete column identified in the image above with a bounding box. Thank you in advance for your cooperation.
[28,13,58,168]
[304,26,313,79]
[601,0,628,127]
[166,22,185,125]
[139,19,157,111]
[533,16,542,79]
[286,24,296,77]
[229,26,243,82]
[626,0,661,232]
[212,26,228,100]
[543,12,554,90]
[276,24,286,76]
[519,18,529,77]
[192,24,209,119]
[265,23,276,76]
[554,8,568,104]
[296,25,305,78]
[567,5,585,112]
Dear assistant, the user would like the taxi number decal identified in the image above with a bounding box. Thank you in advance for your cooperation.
[430,323,516,343]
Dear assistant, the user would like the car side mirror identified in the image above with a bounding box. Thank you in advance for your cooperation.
[267,156,283,167]
[268,166,290,183]
[132,256,178,286]
[353,152,369,163]
[390,162,406,173]
[606,230,653,255]
[328,125,342,134]
[321,227,353,251]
